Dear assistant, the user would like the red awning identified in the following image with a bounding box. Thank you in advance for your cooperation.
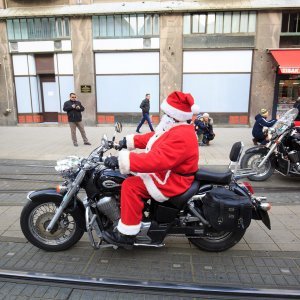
[270,50,300,74]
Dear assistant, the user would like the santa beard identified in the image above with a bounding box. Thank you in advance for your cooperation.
[155,114,176,133]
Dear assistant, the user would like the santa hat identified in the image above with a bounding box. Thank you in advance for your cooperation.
[161,91,200,121]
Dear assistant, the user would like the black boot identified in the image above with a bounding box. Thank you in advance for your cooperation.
[103,229,136,249]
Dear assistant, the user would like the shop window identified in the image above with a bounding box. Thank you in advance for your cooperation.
[183,11,256,35]
[277,78,300,118]
[6,17,70,40]
[93,14,159,38]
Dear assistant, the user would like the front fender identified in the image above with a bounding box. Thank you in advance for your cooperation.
[27,188,64,202]
[27,188,86,231]
[244,146,269,155]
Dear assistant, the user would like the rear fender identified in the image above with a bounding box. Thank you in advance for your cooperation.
[27,189,86,230]
[252,206,271,230]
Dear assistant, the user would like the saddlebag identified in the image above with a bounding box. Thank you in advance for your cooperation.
[202,187,253,231]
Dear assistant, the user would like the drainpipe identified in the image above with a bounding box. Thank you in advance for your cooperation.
[2,56,12,116]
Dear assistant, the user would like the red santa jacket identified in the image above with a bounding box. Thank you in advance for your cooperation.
[118,123,199,202]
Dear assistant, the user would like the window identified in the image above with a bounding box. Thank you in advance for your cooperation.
[281,12,300,33]
[93,14,159,38]
[183,11,256,35]
[6,17,70,40]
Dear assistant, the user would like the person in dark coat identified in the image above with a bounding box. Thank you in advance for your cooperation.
[194,113,215,146]
[136,93,155,133]
[63,93,91,147]
[294,97,300,122]
[252,108,276,145]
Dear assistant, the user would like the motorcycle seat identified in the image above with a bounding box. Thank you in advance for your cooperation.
[195,168,232,185]
[164,180,201,209]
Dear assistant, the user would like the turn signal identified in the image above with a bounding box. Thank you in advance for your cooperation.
[56,185,67,194]
[242,181,254,194]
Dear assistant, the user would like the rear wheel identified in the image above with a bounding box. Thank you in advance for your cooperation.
[241,152,274,181]
[188,229,246,252]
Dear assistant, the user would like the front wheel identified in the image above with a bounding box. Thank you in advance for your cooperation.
[240,152,274,181]
[20,199,84,251]
[188,229,246,252]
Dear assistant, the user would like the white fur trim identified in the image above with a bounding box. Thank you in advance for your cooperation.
[117,219,141,235]
[126,134,135,150]
[191,104,200,114]
[151,170,171,185]
[118,150,130,174]
[138,173,169,202]
[161,99,193,121]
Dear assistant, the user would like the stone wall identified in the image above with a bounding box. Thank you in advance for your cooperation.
[159,14,183,106]
[0,21,16,126]
[71,17,96,126]
[249,12,281,125]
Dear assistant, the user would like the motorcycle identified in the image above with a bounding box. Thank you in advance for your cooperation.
[241,108,300,181]
[20,123,271,252]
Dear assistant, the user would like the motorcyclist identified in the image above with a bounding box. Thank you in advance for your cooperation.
[103,91,200,247]
[252,108,277,145]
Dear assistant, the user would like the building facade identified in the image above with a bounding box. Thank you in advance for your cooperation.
[0,0,299,126]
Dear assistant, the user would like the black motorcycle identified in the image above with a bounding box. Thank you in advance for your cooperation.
[20,123,271,252]
[241,108,300,181]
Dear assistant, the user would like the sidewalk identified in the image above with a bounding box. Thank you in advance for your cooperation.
[0,125,254,164]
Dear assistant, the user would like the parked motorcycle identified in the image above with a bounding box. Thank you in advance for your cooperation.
[241,108,300,181]
[20,123,271,252]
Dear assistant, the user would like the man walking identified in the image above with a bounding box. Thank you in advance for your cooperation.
[63,92,91,147]
[136,93,154,133]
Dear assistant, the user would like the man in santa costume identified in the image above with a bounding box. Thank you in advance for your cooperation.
[103,91,200,247]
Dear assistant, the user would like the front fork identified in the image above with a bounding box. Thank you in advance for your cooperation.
[46,170,86,232]
[257,133,287,168]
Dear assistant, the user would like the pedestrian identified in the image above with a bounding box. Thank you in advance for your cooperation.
[194,113,215,146]
[293,97,300,122]
[63,93,91,147]
[136,93,154,133]
[103,91,199,247]
[252,108,276,145]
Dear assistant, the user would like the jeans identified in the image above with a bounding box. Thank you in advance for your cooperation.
[136,113,154,132]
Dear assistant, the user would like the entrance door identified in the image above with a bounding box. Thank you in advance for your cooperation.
[40,76,59,122]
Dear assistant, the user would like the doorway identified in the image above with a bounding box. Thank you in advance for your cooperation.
[40,75,59,122]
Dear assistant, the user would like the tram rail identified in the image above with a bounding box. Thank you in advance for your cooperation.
[0,269,299,299]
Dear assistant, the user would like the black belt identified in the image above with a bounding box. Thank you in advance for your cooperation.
[175,172,195,177]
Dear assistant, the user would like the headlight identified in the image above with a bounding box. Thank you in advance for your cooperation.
[55,156,81,174]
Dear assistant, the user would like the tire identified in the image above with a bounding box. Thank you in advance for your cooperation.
[240,152,274,181]
[188,229,246,252]
[20,199,84,252]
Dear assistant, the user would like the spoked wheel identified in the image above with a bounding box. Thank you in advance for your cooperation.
[188,229,246,252]
[241,152,274,181]
[20,200,84,251]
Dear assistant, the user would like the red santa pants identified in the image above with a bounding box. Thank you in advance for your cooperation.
[117,176,150,235]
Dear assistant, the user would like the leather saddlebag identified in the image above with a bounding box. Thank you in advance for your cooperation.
[202,187,253,231]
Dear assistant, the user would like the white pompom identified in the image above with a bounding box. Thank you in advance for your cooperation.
[191,104,200,114]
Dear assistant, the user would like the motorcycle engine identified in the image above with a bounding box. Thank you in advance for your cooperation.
[288,150,300,173]
[96,196,120,222]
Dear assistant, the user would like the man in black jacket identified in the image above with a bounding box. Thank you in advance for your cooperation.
[136,93,154,133]
[63,93,91,146]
